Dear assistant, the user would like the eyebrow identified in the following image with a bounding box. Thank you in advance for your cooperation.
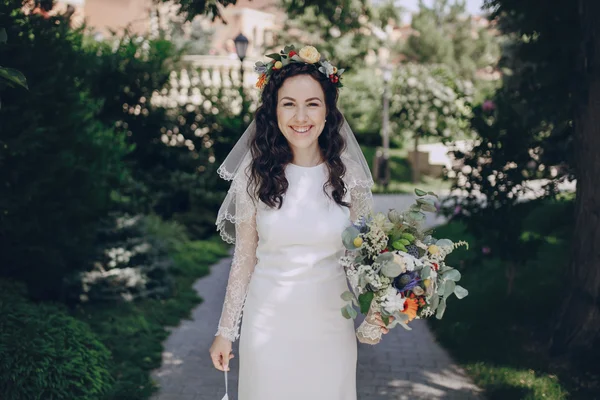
[280,97,323,102]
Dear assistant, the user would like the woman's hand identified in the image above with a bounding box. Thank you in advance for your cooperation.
[209,335,234,371]
[373,312,394,334]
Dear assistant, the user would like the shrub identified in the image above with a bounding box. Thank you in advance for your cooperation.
[0,280,113,400]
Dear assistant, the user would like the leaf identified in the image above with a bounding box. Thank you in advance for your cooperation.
[454,285,469,299]
[415,188,427,196]
[0,67,28,90]
[342,226,361,250]
[392,241,407,252]
[443,280,456,297]
[408,211,426,222]
[381,261,403,277]
[382,315,390,326]
[430,293,440,310]
[375,252,394,263]
[265,53,282,61]
[398,321,413,330]
[358,292,374,314]
[421,266,431,279]
[436,297,447,319]
[427,191,439,198]
[338,68,345,75]
[340,290,355,303]
[443,269,461,281]
[341,306,352,319]
[0,28,7,44]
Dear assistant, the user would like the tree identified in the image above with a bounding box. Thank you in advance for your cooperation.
[389,63,473,182]
[458,0,599,353]
[402,0,500,80]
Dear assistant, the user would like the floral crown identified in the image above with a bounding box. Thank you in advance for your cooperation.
[254,45,345,90]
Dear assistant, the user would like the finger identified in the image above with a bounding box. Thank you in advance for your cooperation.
[229,353,235,360]
[381,327,389,334]
[211,354,224,371]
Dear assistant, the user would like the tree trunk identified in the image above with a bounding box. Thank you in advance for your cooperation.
[551,0,600,354]
[412,134,420,184]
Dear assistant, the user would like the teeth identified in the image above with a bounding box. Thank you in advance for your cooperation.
[292,126,311,133]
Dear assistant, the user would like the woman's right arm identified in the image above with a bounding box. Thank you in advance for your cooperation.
[210,171,259,371]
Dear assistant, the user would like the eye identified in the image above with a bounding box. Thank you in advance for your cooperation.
[283,102,294,107]
[308,102,320,107]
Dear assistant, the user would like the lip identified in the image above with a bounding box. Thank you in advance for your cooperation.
[290,125,313,135]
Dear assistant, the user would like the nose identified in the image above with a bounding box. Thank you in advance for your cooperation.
[295,106,308,122]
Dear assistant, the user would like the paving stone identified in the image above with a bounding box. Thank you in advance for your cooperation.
[151,194,485,400]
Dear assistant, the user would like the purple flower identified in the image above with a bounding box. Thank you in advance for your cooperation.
[482,246,491,255]
[453,205,462,216]
[393,271,421,293]
[482,100,496,112]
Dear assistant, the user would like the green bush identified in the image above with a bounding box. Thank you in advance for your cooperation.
[429,199,576,399]
[73,236,229,400]
[0,4,131,300]
[0,280,113,400]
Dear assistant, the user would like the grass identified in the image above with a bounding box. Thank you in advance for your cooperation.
[361,144,451,194]
[72,235,230,400]
[427,200,600,399]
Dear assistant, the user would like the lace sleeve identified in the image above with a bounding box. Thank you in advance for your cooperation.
[215,167,259,342]
[344,160,383,345]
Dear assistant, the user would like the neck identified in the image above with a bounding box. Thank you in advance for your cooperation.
[291,150,324,167]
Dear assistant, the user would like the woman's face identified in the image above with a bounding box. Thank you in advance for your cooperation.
[276,74,327,155]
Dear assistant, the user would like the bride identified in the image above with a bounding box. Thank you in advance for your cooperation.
[209,45,392,400]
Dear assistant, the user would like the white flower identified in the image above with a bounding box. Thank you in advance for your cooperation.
[299,45,321,64]
[381,287,406,314]
[319,60,335,76]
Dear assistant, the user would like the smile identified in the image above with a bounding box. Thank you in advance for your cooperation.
[291,125,313,134]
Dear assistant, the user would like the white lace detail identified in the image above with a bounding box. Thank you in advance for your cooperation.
[215,166,259,342]
[342,158,380,344]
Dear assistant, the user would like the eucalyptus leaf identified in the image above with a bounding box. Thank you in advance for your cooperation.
[341,291,355,303]
[341,306,351,319]
[398,321,413,331]
[342,226,361,250]
[346,304,358,319]
[443,269,461,281]
[421,267,431,279]
[436,297,447,319]
[427,191,439,198]
[0,67,28,90]
[408,211,426,222]
[358,292,374,314]
[0,28,7,44]
[454,285,469,299]
[430,293,440,310]
[375,252,394,263]
[415,188,427,196]
[381,261,403,278]
[443,280,456,297]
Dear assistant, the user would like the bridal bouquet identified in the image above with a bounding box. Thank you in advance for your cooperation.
[339,189,469,330]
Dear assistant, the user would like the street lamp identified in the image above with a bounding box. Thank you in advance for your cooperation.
[234,33,249,116]
[379,65,392,189]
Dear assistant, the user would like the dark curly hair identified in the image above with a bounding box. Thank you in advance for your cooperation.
[247,63,350,210]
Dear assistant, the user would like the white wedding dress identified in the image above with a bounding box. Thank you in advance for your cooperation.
[215,156,380,400]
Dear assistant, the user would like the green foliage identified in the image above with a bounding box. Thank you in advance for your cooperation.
[66,214,180,303]
[0,280,113,400]
[389,63,473,145]
[428,199,598,399]
[402,0,501,80]
[0,3,131,300]
[73,236,229,400]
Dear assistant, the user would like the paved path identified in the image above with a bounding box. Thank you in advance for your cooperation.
[150,194,484,400]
